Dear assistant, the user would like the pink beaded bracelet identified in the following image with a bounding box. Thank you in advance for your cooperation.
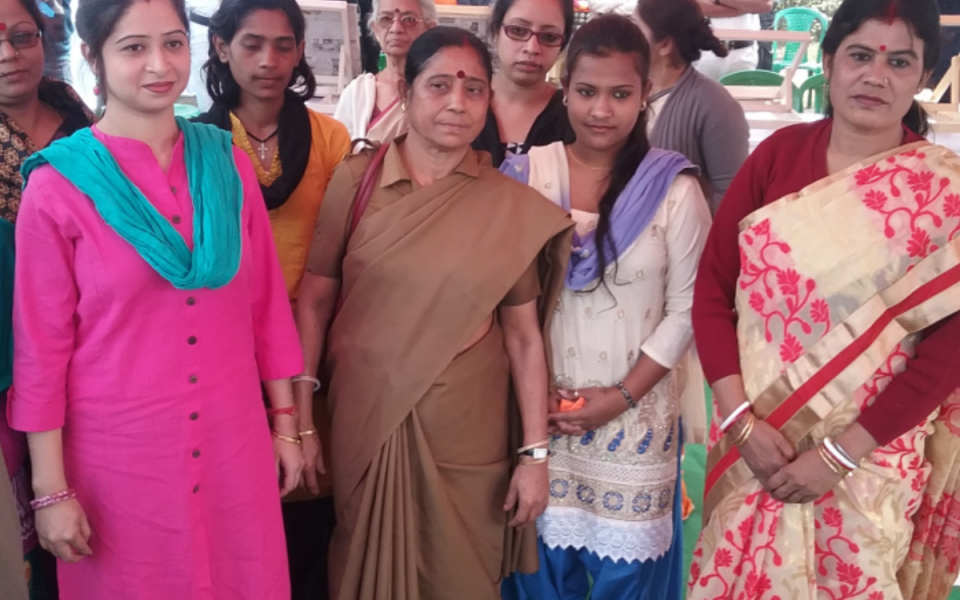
[30,488,77,510]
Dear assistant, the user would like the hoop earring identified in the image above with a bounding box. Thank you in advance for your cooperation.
[562,96,568,106]
[401,101,407,112]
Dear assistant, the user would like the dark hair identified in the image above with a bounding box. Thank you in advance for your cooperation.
[637,0,726,65]
[203,0,316,107]
[822,0,940,135]
[404,26,493,86]
[17,0,46,35]
[77,0,190,90]
[488,0,575,51]
[563,14,651,293]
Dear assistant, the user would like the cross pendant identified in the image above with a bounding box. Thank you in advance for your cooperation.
[258,142,267,161]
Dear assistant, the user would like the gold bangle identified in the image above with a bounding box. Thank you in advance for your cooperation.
[299,430,318,436]
[272,431,301,445]
[732,414,756,446]
[818,444,850,477]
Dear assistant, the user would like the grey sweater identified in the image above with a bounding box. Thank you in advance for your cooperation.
[650,66,750,214]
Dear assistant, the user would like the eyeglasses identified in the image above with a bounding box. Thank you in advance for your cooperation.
[502,25,564,48]
[0,31,41,52]
[374,13,425,30]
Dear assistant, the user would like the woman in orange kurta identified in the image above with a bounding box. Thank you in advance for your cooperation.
[197,0,350,597]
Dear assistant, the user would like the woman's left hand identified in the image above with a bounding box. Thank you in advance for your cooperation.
[504,461,549,528]
[548,386,628,437]
[274,436,306,498]
[767,447,844,504]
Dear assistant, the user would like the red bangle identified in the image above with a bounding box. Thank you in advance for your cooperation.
[267,406,297,418]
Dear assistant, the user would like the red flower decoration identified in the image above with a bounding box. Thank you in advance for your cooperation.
[738,516,754,541]
[855,164,882,186]
[945,193,960,218]
[780,334,803,364]
[744,569,773,597]
[868,592,885,600]
[749,291,765,315]
[822,506,843,529]
[907,227,931,258]
[907,170,934,193]
[863,189,888,211]
[836,561,863,586]
[777,268,800,297]
[715,548,732,568]
[810,298,830,325]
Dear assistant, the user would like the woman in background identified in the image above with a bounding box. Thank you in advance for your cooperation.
[472,0,573,167]
[334,0,434,149]
[635,0,749,212]
[199,0,350,597]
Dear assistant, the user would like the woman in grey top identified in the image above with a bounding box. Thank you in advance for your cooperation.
[634,0,750,213]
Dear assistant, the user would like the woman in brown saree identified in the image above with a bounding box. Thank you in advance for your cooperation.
[297,26,573,600]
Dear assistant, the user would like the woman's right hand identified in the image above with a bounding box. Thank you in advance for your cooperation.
[35,498,93,563]
[734,418,797,488]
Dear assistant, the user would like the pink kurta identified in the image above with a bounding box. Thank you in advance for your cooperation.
[7,126,303,600]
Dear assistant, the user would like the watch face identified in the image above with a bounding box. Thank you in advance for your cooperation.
[531,447,549,460]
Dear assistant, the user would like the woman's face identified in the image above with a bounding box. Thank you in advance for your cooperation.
[824,18,929,133]
[0,0,44,107]
[565,51,648,153]
[404,45,489,152]
[92,0,190,116]
[372,0,429,60]
[494,0,565,87]
[214,9,303,104]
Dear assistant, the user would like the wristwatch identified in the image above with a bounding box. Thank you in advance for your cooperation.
[519,447,550,460]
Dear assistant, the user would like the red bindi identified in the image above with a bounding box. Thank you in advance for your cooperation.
[457,70,465,79]
[880,44,887,51]
[0,24,7,32]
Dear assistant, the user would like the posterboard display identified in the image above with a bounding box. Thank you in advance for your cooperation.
[298,0,362,99]
[434,5,492,39]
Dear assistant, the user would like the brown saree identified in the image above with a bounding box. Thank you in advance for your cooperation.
[308,140,572,600]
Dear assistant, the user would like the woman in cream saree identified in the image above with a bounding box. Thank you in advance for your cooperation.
[689,1,960,598]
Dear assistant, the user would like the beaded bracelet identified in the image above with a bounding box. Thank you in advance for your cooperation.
[616,380,637,409]
[292,375,321,392]
[267,406,297,418]
[30,488,77,510]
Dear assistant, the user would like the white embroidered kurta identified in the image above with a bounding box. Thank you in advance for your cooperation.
[522,142,710,563]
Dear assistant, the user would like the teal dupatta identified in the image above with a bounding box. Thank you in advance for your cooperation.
[21,117,243,290]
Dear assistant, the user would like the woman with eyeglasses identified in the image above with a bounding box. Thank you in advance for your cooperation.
[333,0,435,150]
[0,0,93,596]
[472,0,573,168]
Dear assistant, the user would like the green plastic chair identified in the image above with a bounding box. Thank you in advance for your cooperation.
[799,73,827,114]
[772,7,830,76]
[719,69,803,112]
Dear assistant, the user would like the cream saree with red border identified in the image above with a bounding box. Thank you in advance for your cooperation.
[689,142,960,600]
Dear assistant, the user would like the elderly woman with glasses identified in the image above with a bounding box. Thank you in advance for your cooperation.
[471,0,573,167]
[333,0,435,150]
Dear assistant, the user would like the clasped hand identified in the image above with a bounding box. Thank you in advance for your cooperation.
[737,419,843,504]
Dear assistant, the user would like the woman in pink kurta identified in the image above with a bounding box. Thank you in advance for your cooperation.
[5,0,304,597]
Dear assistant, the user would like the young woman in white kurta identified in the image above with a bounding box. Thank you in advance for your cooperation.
[499,14,711,600]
